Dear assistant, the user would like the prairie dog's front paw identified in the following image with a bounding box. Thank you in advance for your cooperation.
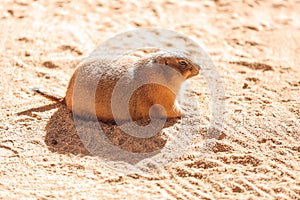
[172,100,184,117]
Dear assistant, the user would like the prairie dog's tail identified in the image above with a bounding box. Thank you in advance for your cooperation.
[31,87,64,102]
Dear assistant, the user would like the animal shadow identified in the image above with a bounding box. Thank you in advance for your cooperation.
[44,105,178,164]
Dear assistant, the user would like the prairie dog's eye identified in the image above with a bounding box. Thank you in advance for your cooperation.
[179,60,188,66]
[165,60,169,65]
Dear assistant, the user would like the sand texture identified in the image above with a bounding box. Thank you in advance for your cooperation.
[0,0,299,199]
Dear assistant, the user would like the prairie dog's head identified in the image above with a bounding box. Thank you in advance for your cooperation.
[150,51,200,79]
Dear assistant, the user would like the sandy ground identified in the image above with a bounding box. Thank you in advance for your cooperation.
[0,0,300,199]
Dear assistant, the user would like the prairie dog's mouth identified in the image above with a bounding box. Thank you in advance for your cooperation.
[189,63,200,77]
[184,71,193,79]
[183,64,200,79]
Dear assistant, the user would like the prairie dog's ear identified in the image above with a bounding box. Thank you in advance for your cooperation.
[164,59,169,65]
[154,57,167,65]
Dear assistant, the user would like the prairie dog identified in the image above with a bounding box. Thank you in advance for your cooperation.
[36,48,200,122]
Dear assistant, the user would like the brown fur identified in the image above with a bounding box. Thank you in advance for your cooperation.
[65,49,200,122]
